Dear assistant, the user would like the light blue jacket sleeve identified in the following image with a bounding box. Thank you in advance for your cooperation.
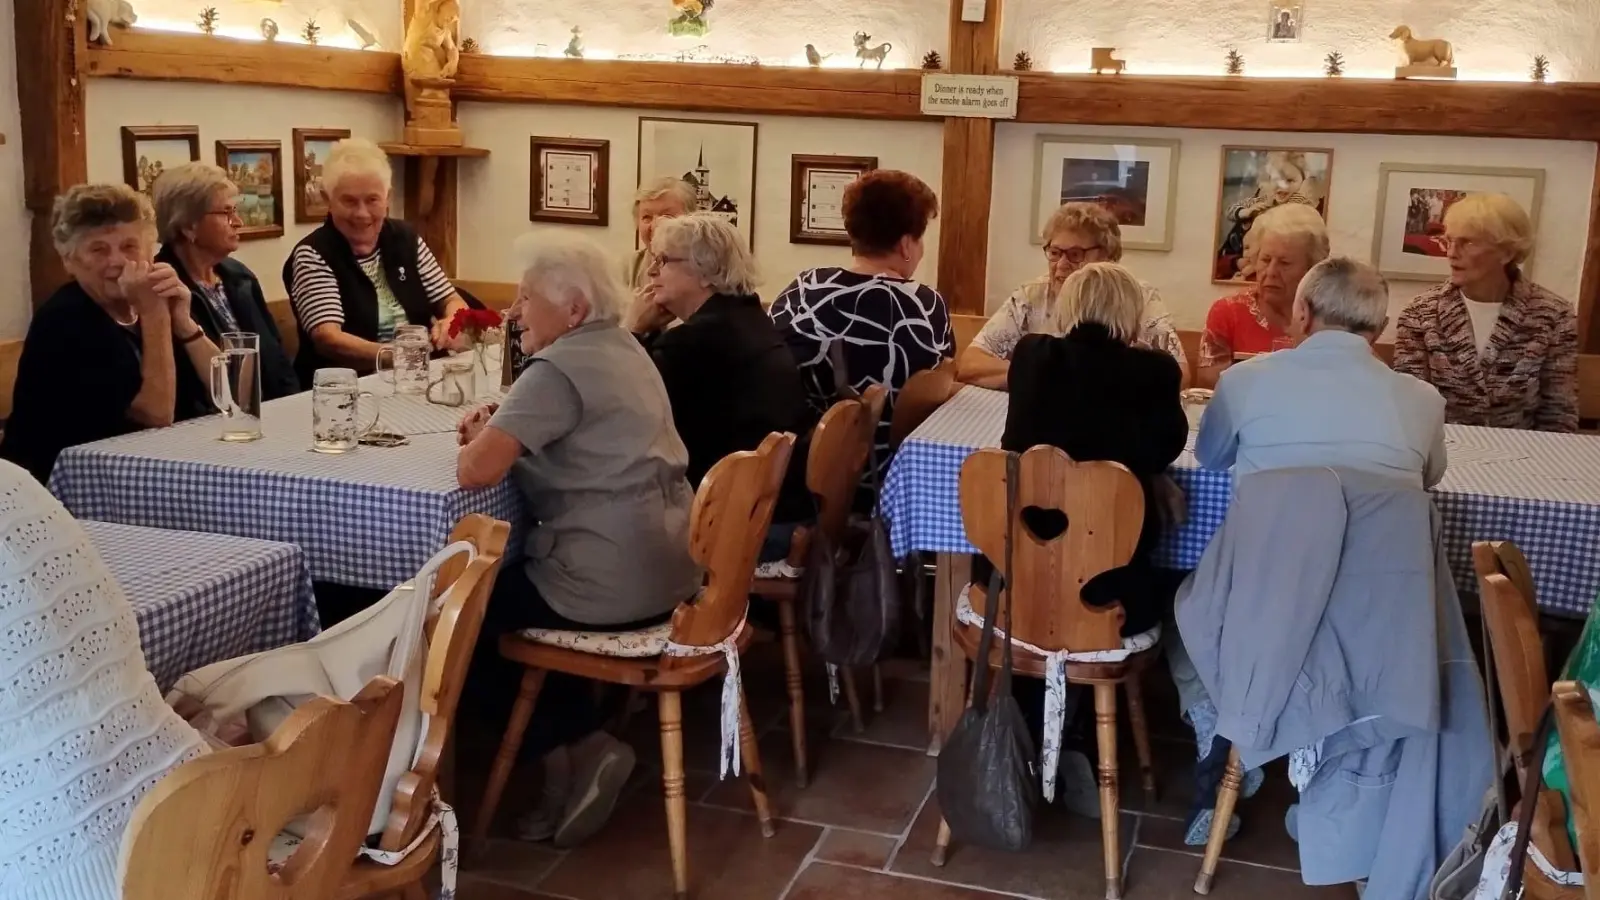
[1194,375,1240,471]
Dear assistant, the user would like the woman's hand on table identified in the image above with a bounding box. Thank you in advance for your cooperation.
[458,402,499,446]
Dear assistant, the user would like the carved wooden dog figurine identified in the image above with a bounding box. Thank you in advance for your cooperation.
[1390,26,1453,67]
[854,32,892,69]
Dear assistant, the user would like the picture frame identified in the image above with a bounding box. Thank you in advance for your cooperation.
[215,140,286,240]
[1371,163,1546,282]
[1031,135,1181,252]
[1267,0,1303,42]
[529,136,610,227]
[1212,145,1334,283]
[291,128,350,224]
[790,154,877,245]
[637,117,759,249]
[120,126,200,196]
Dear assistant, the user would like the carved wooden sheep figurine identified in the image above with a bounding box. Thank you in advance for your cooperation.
[86,0,138,46]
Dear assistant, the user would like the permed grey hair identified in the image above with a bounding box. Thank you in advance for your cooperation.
[1042,202,1124,262]
[512,230,627,326]
[322,138,393,195]
[633,176,697,213]
[1250,202,1331,265]
[51,183,155,256]
[650,213,759,295]
[1296,256,1389,336]
[1052,262,1145,343]
[151,162,237,245]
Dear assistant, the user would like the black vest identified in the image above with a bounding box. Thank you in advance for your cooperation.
[282,217,432,381]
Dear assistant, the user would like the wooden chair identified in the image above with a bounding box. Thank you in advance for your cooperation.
[889,361,956,449]
[339,514,510,900]
[930,446,1160,900]
[1554,679,1600,897]
[120,676,406,900]
[474,432,796,899]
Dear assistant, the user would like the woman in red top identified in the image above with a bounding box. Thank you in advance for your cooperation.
[1198,203,1330,387]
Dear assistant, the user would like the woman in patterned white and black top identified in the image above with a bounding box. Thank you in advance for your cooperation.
[770,169,953,473]
[281,138,469,382]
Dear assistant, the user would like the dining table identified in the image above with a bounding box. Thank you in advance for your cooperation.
[880,385,1600,750]
[84,519,319,691]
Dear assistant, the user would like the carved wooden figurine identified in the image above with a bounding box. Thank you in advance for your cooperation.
[854,32,892,69]
[1091,47,1126,74]
[401,0,464,146]
[86,0,138,46]
[1390,26,1456,79]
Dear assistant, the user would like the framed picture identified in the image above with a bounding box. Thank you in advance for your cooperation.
[1032,135,1181,252]
[790,154,877,245]
[529,136,610,227]
[1212,145,1334,283]
[1268,0,1303,42]
[292,128,350,223]
[215,140,285,240]
[1372,163,1545,281]
[120,126,200,196]
[637,117,758,248]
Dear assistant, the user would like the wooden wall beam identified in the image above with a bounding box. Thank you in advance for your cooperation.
[401,157,460,276]
[1582,154,1600,352]
[84,29,402,95]
[935,0,1003,318]
[17,0,88,307]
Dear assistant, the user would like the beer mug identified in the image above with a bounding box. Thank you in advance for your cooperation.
[311,368,381,454]
[376,324,432,396]
[211,332,263,442]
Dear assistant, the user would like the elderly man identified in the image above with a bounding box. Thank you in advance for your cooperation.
[1195,256,1447,488]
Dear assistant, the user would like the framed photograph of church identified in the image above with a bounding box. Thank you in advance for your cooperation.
[1371,163,1544,282]
[790,154,877,245]
[637,117,759,249]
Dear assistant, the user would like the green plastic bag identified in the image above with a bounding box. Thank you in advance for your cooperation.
[1541,597,1600,850]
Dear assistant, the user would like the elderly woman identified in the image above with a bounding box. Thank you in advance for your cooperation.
[1393,192,1577,432]
[1,184,220,484]
[629,213,813,542]
[623,176,696,294]
[152,162,299,400]
[456,231,702,848]
[770,169,953,472]
[957,202,1187,389]
[283,138,468,382]
[1197,202,1330,387]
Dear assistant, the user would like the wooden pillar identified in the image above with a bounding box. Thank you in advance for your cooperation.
[935,0,1003,316]
[402,156,460,275]
[1580,151,1600,351]
[16,0,89,307]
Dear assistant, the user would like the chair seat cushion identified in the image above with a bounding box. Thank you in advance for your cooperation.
[518,620,675,658]
[955,583,1160,663]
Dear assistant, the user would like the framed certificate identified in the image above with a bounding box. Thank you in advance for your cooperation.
[790,154,878,245]
[529,137,610,226]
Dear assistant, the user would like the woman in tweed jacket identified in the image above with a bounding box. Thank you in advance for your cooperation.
[1393,192,1578,433]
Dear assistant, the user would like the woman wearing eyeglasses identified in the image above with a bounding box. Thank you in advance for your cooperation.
[955,202,1187,390]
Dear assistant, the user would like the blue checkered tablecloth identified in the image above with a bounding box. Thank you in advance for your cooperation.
[84,520,319,691]
[51,367,521,591]
[880,386,1600,617]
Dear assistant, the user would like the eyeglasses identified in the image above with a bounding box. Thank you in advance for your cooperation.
[1044,244,1101,265]
[1439,235,1485,253]
[206,205,242,221]
[649,253,687,269]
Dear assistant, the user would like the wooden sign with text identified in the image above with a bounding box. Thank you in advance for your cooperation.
[919,74,1019,119]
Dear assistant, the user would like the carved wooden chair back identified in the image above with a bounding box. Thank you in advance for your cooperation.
[889,362,956,451]
[1480,571,1552,781]
[806,397,872,545]
[1554,679,1600,897]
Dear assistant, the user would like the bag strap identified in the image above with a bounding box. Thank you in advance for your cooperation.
[971,451,1019,713]
[995,451,1020,697]
[1502,703,1557,900]
[1480,595,1510,822]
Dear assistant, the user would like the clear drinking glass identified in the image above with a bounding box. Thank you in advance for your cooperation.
[376,324,432,396]
[211,332,263,442]
[311,368,380,454]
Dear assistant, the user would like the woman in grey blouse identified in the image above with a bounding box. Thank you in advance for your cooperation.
[456,230,702,850]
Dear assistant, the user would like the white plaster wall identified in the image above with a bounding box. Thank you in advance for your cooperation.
[1004,0,1600,81]
[462,0,946,70]
[130,0,402,50]
[989,122,1597,339]
[85,79,404,294]
[455,101,946,297]
[0,0,31,339]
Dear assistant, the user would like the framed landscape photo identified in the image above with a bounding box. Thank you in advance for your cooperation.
[529,136,610,227]
[637,117,758,248]
[1372,163,1545,281]
[292,128,350,223]
[215,140,285,240]
[121,126,200,196]
[1032,135,1181,252]
[1212,145,1333,283]
[790,154,877,245]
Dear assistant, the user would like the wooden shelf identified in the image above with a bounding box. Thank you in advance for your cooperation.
[84,29,401,95]
[378,143,490,158]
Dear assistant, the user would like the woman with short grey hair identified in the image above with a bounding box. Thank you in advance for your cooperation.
[625,176,698,293]
[152,162,299,400]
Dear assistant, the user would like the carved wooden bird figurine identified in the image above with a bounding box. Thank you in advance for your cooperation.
[805,44,824,67]
[673,0,705,15]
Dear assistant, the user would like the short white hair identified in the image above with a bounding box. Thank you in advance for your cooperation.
[152,162,235,244]
[322,138,392,195]
[651,213,759,295]
[1297,256,1389,335]
[513,231,626,325]
[634,176,697,212]
[1251,202,1330,266]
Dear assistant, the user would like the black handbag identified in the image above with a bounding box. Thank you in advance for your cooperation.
[935,451,1040,852]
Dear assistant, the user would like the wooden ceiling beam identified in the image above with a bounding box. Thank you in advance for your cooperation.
[84,29,402,94]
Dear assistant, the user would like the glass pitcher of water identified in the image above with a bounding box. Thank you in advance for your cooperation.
[311,368,381,454]
[376,324,432,395]
[211,332,262,442]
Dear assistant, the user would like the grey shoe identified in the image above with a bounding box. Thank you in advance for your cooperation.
[1241,766,1265,799]
[1185,809,1241,846]
[1057,751,1102,820]
[515,808,556,842]
[553,736,638,848]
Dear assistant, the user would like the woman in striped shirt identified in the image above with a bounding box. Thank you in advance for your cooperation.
[282,138,468,381]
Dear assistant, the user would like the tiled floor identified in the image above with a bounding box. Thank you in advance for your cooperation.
[449,646,1358,900]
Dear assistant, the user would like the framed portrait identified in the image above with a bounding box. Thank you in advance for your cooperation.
[529,136,610,227]
[1372,163,1545,281]
[120,126,200,196]
[1268,0,1303,42]
[1032,135,1181,252]
[292,128,350,224]
[215,140,286,240]
[637,117,758,248]
[1212,145,1334,283]
[790,154,877,245]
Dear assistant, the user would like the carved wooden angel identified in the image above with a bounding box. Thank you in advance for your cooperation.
[402,0,462,84]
